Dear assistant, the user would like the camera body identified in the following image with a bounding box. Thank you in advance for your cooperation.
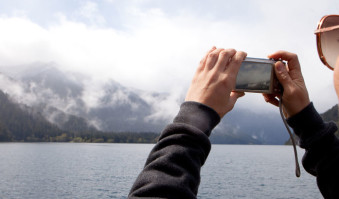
[234,57,282,94]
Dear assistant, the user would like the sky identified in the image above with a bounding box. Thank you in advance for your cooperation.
[0,0,338,113]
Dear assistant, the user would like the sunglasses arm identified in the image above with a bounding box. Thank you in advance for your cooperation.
[314,24,339,34]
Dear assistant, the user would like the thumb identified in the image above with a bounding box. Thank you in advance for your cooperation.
[274,61,292,88]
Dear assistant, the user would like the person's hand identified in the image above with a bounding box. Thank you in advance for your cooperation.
[263,51,310,118]
[185,47,247,118]
[333,57,339,101]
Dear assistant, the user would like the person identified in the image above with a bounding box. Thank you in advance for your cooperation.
[263,15,339,198]
[264,52,339,199]
[128,44,339,198]
[128,13,339,198]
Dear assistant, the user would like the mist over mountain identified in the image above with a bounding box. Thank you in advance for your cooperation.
[0,64,177,133]
[0,63,317,144]
[221,108,288,145]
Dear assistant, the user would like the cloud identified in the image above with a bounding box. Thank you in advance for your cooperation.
[73,1,106,25]
[0,73,28,103]
[0,0,338,113]
[141,87,184,123]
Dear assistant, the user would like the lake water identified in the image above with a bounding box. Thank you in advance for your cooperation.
[0,143,322,199]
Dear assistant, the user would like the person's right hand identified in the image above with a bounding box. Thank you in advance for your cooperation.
[185,47,247,118]
[263,51,310,118]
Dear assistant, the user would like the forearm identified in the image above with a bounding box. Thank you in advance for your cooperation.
[128,102,220,199]
[287,103,339,198]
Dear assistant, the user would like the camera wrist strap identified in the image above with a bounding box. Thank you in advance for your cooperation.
[279,96,301,178]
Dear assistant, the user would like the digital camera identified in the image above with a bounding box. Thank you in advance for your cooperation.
[234,57,282,94]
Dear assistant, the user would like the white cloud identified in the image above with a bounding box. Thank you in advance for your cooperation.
[0,0,338,113]
[74,1,106,25]
[141,87,184,123]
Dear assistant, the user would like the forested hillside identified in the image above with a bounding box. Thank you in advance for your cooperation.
[0,67,296,144]
[0,90,158,143]
[0,90,62,141]
[1,86,338,144]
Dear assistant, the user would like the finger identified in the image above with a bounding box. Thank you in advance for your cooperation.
[263,94,279,107]
[269,51,305,87]
[198,46,217,71]
[205,48,224,70]
[214,49,236,72]
[225,51,247,75]
[274,61,294,90]
[268,50,301,72]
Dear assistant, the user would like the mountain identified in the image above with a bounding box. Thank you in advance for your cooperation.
[87,80,163,132]
[0,90,63,141]
[320,104,339,136]
[0,89,159,143]
[219,108,288,145]
[6,66,168,132]
[321,104,338,122]
[0,64,324,144]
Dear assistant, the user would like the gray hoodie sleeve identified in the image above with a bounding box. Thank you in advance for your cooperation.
[287,103,339,199]
[128,101,220,199]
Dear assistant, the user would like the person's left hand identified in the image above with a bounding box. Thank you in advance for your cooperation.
[185,47,247,118]
[263,51,310,118]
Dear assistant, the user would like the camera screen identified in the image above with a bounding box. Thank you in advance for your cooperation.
[235,61,273,92]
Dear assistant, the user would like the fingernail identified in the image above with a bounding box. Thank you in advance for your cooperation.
[276,62,285,71]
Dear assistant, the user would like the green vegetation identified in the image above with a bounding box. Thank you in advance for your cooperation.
[0,90,158,143]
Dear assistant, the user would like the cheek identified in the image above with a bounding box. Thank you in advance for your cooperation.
[333,66,339,97]
[336,56,339,69]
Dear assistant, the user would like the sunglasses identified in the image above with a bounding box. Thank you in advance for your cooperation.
[315,15,339,70]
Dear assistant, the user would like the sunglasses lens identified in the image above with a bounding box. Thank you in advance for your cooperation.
[320,16,339,69]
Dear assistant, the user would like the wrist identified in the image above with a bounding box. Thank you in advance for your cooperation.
[173,101,220,136]
[287,102,323,137]
[287,102,338,149]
